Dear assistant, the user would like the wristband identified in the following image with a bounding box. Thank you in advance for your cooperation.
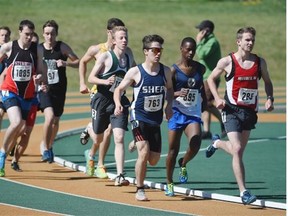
[267,96,274,102]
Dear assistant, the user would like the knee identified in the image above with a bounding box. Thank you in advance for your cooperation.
[168,148,178,158]
[232,144,243,156]
[113,135,124,145]
[148,155,160,166]
[189,135,201,151]
[10,120,22,130]
[45,116,54,125]
[104,126,113,137]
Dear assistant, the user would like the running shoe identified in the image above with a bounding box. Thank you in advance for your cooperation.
[84,149,95,177]
[95,166,108,179]
[80,127,90,145]
[114,173,130,186]
[179,167,188,183]
[0,168,4,177]
[128,141,136,153]
[40,142,45,155]
[11,161,22,172]
[241,190,257,205]
[205,134,220,158]
[178,157,188,183]
[136,188,148,201]
[48,148,54,163]
[165,183,175,197]
[42,150,50,162]
[0,151,6,177]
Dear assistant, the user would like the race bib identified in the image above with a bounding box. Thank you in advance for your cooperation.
[144,94,163,112]
[13,64,32,81]
[47,69,59,84]
[237,88,258,105]
[109,76,123,93]
[91,108,97,120]
[1,90,9,97]
[176,89,198,107]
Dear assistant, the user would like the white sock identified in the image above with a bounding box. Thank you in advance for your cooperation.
[213,139,220,148]
[240,189,247,197]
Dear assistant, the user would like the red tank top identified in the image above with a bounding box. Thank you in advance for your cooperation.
[225,53,261,111]
[1,40,37,99]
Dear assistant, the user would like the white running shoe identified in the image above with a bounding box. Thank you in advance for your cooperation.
[136,189,148,201]
[40,142,45,156]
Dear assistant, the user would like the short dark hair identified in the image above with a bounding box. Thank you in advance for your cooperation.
[43,20,59,35]
[237,27,256,39]
[181,37,196,48]
[19,20,35,31]
[142,34,164,50]
[196,20,214,33]
[107,18,125,30]
[0,26,11,36]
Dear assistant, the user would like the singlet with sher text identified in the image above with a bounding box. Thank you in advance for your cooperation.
[130,63,166,126]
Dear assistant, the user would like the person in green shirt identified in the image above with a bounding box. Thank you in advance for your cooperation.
[195,20,226,139]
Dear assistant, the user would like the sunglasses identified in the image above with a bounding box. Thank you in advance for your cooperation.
[146,47,163,55]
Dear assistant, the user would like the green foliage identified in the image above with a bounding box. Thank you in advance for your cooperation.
[0,0,285,91]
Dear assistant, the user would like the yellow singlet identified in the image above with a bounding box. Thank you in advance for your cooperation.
[90,42,109,95]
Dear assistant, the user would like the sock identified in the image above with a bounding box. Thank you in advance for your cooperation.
[240,189,247,197]
[213,139,220,148]
[137,186,145,192]
[88,150,95,160]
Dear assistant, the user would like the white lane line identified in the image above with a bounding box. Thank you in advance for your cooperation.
[52,130,286,210]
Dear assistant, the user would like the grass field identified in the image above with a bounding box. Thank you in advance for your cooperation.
[0,0,285,91]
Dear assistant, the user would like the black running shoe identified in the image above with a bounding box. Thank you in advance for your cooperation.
[11,161,22,172]
[80,128,90,145]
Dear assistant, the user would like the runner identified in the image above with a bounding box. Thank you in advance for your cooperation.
[114,34,173,201]
[85,26,135,186]
[0,20,44,177]
[165,37,206,196]
[79,18,136,179]
[39,20,79,163]
[206,26,274,205]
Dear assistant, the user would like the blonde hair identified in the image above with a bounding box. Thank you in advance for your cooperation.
[111,26,127,39]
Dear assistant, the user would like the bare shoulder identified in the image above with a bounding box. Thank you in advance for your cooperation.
[60,41,71,50]
[0,41,12,53]
[97,50,110,63]
[127,65,139,75]
[217,55,232,68]
[127,65,140,84]
[258,56,267,68]
[83,44,102,59]
[88,44,101,54]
